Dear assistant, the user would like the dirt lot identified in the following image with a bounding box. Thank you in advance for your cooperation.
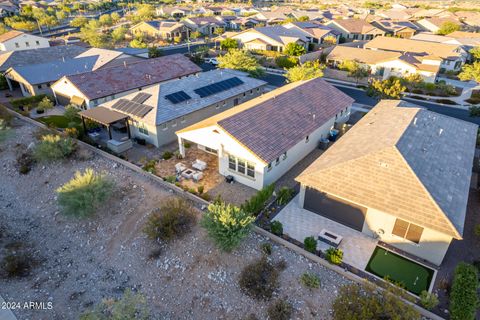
[0,120,351,320]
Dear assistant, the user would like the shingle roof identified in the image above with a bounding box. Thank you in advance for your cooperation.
[217,78,354,164]
[0,44,88,71]
[61,54,201,100]
[0,30,23,43]
[297,100,477,239]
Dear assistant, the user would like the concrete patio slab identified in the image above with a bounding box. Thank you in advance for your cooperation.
[273,195,378,270]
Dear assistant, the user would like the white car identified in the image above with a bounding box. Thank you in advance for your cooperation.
[205,58,219,65]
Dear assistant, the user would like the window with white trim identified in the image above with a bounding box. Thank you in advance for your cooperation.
[228,155,255,178]
[392,219,423,244]
[138,122,149,135]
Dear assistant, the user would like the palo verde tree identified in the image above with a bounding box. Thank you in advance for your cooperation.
[285,61,324,82]
[217,49,264,77]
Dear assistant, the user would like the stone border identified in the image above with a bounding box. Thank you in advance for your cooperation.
[4,108,444,320]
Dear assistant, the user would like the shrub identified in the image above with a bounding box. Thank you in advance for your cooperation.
[164,175,176,183]
[197,185,204,195]
[10,94,48,108]
[183,142,191,148]
[162,151,173,160]
[56,168,114,218]
[270,221,283,236]
[0,105,13,125]
[64,127,79,138]
[16,150,35,174]
[449,262,479,320]
[34,134,76,162]
[201,202,254,251]
[142,159,157,173]
[475,224,480,236]
[435,99,456,105]
[419,290,439,310]
[267,298,293,320]
[275,56,298,69]
[239,257,279,300]
[64,104,80,122]
[0,119,11,143]
[472,105,480,117]
[326,248,343,265]
[80,289,150,320]
[303,236,317,253]
[143,197,196,242]
[36,96,54,113]
[1,252,33,278]
[261,242,272,255]
[276,187,294,205]
[300,272,320,289]
[241,183,274,215]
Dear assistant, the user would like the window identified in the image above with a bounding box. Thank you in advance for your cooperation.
[216,104,220,109]
[392,219,423,244]
[247,163,255,177]
[171,120,177,127]
[162,123,167,130]
[228,155,255,178]
[205,146,216,154]
[25,42,29,47]
[275,157,280,166]
[282,152,287,160]
[305,135,309,143]
[181,116,186,123]
[47,83,50,87]
[36,41,40,45]
[237,159,246,174]
[138,123,149,135]
[243,92,246,97]
[257,88,260,92]
[228,155,236,170]
[37,85,42,89]
[15,42,19,48]
[267,162,272,171]
[250,90,253,95]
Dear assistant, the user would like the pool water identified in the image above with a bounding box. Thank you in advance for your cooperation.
[365,247,435,295]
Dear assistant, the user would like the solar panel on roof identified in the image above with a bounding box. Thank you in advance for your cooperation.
[165,91,192,104]
[111,99,153,118]
[194,77,245,98]
[131,92,152,104]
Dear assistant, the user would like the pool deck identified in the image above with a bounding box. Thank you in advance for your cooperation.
[273,195,378,271]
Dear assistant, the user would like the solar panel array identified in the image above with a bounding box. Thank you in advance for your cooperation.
[111,99,153,118]
[131,92,152,104]
[165,91,192,104]
[194,77,244,98]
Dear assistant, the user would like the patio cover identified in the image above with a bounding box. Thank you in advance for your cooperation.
[79,106,128,126]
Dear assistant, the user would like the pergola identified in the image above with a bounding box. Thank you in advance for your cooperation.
[79,107,131,140]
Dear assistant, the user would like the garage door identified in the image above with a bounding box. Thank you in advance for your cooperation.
[304,188,366,231]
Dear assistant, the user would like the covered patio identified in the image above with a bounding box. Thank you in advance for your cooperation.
[79,107,133,153]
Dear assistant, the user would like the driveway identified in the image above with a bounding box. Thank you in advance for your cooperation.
[273,195,378,270]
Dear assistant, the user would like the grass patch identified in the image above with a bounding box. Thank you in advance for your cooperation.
[38,115,80,128]
[365,247,434,295]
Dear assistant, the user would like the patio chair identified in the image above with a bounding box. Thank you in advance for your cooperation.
[175,162,187,173]
[192,159,207,171]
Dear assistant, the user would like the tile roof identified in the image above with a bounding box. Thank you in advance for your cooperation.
[61,54,201,100]
[327,46,401,65]
[331,18,377,34]
[297,100,477,239]
[236,26,308,46]
[216,78,354,164]
[447,31,480,39]
[0,30,23,43]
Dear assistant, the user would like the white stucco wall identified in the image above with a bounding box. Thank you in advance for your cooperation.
[0,34,50,51]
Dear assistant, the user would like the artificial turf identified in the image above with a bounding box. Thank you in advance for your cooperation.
[365,247,434,295]
[38,115,80,128]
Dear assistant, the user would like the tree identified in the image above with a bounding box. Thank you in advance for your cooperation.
[200,202,255,251]
[37,96,54,112]
[80,20,109,48]
[34,134,76,162]
[0,23,7,35]
[298,16,310,21]
[332,283,420,320]
[459,61,480,82]
[190,31,202,40]
[7,20,36,32]
[129,38,147,48]
[367,78,406,99]
[284,42,306,56]
[217,49,263,77]
[98,14,113,28]
[111,26,127,43]
[110,12,121,24]
[64,105,80,122]
[323,35,337,45]
[70,16,88,28]
[148,47,163,58]
[285,61,324,82]
[338,60,369,83]
[214,27,224,36]
[80,289,149,320]
[437,21,461,35]
[470,47,480,61]
[220,38,238,50]
[128,4,155,23]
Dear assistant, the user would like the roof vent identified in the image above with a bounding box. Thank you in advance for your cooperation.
[413,117,417,126]
[438,128,443,136]
[379,162,389,168]
[124,61,127,68]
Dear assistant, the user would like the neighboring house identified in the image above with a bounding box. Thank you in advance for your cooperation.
[254,11,289,25]
[284,22,340,45]
[51,54,201,109]
[296,100,477,266]
[411,8,449,19]
[290,10,326,22]
[98,69,266,147]
[327,46,439,82]
[232,26,308,52]
[453,11,480,28]
[0,4,18,17]
[364,36,467,72]
[176,77,353,190]
[183,16,226,35]
[130,21,190,40]
[325,18,385,41]
[114,47,149,58]
[416,17,463,34]
[370,20,420,38]
[376,8,414,21]
[156,6,192,18]
[229,17,260,30]
[0,30,50,52]
[5,48,142,96]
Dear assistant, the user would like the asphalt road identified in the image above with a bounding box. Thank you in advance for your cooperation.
[162,42,215,55]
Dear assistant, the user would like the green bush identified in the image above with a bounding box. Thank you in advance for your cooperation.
[270,221,283,236]
[0,119,11,143]
[1,252,33,278]
[326,248,343,265]
[261,242,272,255]
[56,168,114,218]
[64,104,80,122]
[241,183,275,216]
[142,159,157,173]
[303,236,317,253]
[276,187,294,205]
[34,134,76,162]
[267,298,293,320]
[11,94,48,108]
[201,202,254,252]
[197,185,204,195]
[164,175,176,183]
[16,150,35,174]
[474,224,480,236]
[449,262,479,320]
[162,151,173,160]
[143,197,196,242]
[300,272,320,289]
[275,56,298,69]
[239,257,279,300]
[419,290,439,310]
[0,105,13,125]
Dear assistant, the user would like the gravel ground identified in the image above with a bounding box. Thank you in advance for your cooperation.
[0,121,351,320]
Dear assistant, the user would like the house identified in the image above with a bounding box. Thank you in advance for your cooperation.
[326,46,439,82]
[284,22,340,46]
[114,47,149,58]
[0,30,50,52]
[416,17,463,34]
[290,10,326,22]
[5,48,142,96]
[156,6,192,18]
[324,18,385,41]
[183,16,226,36]
[130,21,190,40]
[232,26,308,52]
[0,4,18,17]
[229,17,261,30]
[296,100,477,266]
[97,69,266,147]
[254,11,289,25]
[364,36,467,72]
[51,54,201,109]
[176,77,353,190]
[370,20,420,38]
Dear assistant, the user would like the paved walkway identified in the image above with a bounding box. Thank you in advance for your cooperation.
[273,195,378,270]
